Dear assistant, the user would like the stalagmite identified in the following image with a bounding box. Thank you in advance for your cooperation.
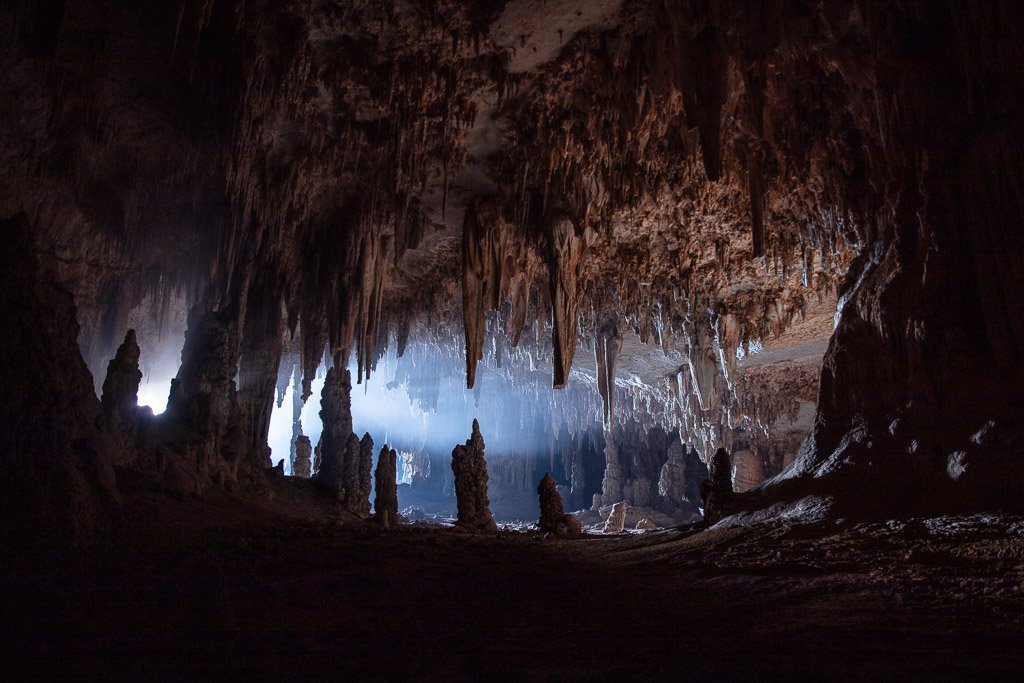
[537,472,581,536]
[293,435,311,479]
[100,329,145,464]
[374,445,399,527]
[658,439,688,509]
[313,367,368,513]
[164,305,249,492]
[545,211,584,388]
[236,281,284,470]
[599,429,623,505]
[352,432,374,516]
[450,419,498,532]
[700,448,733,526]
[603,501,627,533]
[594,315,622,427]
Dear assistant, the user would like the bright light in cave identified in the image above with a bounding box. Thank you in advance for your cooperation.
[137,379,172,414]
[264,344,557,486]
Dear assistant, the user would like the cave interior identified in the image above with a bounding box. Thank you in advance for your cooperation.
[2,0,1024,677]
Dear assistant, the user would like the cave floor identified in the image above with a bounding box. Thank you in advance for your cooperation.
[3,477,1024,679]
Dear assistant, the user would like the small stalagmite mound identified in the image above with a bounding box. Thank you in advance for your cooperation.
[604,501,627,533]
[450,420,498,532]
[537,473,581,536]
[374,445,399,527]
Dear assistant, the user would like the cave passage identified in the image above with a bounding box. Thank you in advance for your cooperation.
[2,0,1023,677]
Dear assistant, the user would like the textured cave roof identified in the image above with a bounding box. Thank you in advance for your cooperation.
[1,0,865,422]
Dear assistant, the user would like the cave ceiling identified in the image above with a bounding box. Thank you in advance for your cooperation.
[1,0,865,383]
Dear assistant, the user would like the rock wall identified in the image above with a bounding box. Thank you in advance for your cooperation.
[0,214,118,548]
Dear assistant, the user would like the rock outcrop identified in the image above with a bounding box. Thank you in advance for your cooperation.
[159,303,273,496]
[0,213,119,548]
[450,420,497,532]
[537,473,581,537]
[603,502,627,533]
[374,445,399,527]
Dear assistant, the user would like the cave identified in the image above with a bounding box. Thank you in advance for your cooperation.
[2,0,1023,677]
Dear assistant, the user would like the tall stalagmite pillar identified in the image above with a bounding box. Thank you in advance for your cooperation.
[374,445,399,527]
[293,435,312,478]
[100,329,144,466]
[451,419,498,532]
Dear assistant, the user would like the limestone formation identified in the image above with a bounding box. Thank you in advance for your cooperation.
[537,473,581,537]
[636,518,657,532]
[293,435,312,479]
[3,0,1024,538]
[0,213,118,547]
[700,448,734,526]
[164,305,250,493]
[594,315,622,427]
[314,368,373,514]
[599,431,623,505]
[603,502,627,533]
[374,445,399,527]
[352,432,375,516]
[730,449,764,494]
[99,329,145,464]
[658,440,688,509]
[313,368,354,497]
[450,420,497,532]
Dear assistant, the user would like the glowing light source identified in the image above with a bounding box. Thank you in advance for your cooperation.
[137,379,171,414]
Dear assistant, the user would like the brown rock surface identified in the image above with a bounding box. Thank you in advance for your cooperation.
[603,502,627,533]
[451,420,498,532]
[293,436,312,479]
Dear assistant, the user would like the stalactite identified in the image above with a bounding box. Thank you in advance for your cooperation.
[461,201,489,389]
[594,314,622,427]
[545,212,584,389]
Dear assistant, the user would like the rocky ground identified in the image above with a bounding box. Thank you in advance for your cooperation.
[2,476,1023,679]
